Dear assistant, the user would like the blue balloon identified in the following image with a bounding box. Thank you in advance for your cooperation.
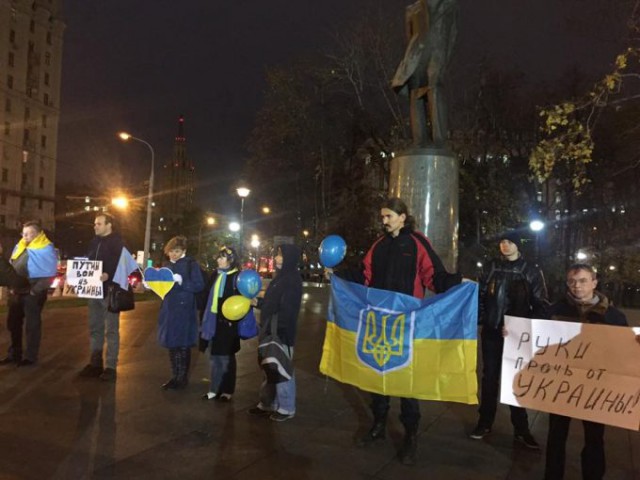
[237,269,263,299]
[319,235,347,268]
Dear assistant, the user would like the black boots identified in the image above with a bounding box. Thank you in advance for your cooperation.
[79,350,104,378]
[358,419,386,447]
[397,427,418,465]
[162,348,190,390]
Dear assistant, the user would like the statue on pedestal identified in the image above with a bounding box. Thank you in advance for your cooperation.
[391,0,458,148]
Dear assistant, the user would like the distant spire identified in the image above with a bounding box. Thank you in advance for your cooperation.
[176,114,185,141]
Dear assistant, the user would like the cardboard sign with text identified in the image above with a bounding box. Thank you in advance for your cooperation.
[63,259,103,299]
[501,316,640,431]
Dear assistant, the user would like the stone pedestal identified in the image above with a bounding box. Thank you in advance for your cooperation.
[389,148,458,271]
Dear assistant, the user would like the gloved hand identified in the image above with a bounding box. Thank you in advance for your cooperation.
[173,273,183,285]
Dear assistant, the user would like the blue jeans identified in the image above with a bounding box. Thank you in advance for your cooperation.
[258,346,295,415]
[88,298,120,369]
[209,354,237,395]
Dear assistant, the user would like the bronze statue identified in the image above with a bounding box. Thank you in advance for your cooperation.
[392,0,458,148]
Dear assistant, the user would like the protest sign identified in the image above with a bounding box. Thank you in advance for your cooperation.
[500,316,640,431]
[63,259,103,299]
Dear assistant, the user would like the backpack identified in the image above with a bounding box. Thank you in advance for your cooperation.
[257,314,293,383]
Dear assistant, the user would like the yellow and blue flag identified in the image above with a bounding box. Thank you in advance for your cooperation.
[320,276,478,404]
[11,231,57,278]
[112,247,139,290]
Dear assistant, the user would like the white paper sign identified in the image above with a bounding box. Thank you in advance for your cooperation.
[501,316,640,431]
[63,259,103,299]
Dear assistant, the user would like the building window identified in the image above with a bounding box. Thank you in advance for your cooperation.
[4,99,10,112]
[46,32,52,45]
[4,122,9,135]
[43,93,49,105]
[0,193,6,205]
[2,169,8,182]
[38,199,43,210]
[42,114,47,127]
[40,135,46,148]
[21,173,27,187]
[0,215,5,226]
[44,72,49,86]
[9,30,15,43]
[7,75,14,89]
[8,52,14,67]
[44,52,51,66]
[30,20,35,33]
[39,176,44,189]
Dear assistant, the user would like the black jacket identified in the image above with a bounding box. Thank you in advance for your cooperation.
[479,256,548,329]
[257,244,303,347]
[0,257,30,290]
[550,292,627,327]
[86,232,124,288]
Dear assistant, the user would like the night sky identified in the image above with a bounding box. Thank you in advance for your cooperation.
[57,0,629,215]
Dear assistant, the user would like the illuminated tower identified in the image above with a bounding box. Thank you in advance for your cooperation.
[161,115,194,228]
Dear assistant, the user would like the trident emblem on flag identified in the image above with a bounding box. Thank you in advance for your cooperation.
[356,306,414,373]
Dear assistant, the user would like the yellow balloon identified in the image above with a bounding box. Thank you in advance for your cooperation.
[222,295,251,321]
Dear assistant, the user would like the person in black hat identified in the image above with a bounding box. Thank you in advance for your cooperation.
[470,230,548,449]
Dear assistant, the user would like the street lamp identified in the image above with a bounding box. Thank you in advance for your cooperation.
[236,187,250,259]
[118,132,155,267]
[197,216,216,258]
[229,222,240,232]
[529,219,545,261]
[250,234,260,269]
[111,196,129,210]
[262,206,271,215]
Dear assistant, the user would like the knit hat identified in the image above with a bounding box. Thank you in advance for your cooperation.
[499,230,521,247]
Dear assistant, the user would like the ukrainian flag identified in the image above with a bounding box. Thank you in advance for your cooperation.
[320,276,478,404]
[11,231,57,278]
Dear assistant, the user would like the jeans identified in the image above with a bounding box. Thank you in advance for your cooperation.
[258,346,295,415]
[209,354,237,395]
[6,291,48,361]
[544,414,605,480]
[478,327,529,432]
[88,298,120,369]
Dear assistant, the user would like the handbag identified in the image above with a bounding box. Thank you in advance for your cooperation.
[257,314,293,384]
[106,283,135,313]
[238,308,258,340]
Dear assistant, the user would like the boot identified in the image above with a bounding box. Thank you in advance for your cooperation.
[357,419,386,447]
[79,350,103,377]
[174,348,189,389]
[397,427,418,465]
[161,349,179,390]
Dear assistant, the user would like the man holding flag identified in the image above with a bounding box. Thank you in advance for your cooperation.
[326,197,465,465]
[78,213,138,382]
[0,221,57,367]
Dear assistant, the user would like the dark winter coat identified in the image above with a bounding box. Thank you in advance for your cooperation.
[479,255,548,330]
[362,226,461,298]
[157,256,205,348]
[550,292,627,327]
[257,244,303,347]
[208,269,241,355]
[86,232,124,289]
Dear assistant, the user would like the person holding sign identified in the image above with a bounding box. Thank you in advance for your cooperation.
[330,197,461,465]
[156,236,204,390]
[0,221,57,367]
[199,246,242,400]
[470,231,548,448]
[544,264,627,480]
[78,214,128,382]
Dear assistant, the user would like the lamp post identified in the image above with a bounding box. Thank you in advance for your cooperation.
[529,219,545,262]
[236,187,250,260]
[118,132,155,267]
[197,216,216,259]
[250,234,260,270]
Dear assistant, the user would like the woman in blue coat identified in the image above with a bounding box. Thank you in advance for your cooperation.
[157,235,204,390]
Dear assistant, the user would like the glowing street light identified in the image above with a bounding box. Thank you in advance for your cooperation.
[262,206,271,214]
[529,220,545,232]
[111,196,129,210]
[229,222,240,232]
[118,131,155,267]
